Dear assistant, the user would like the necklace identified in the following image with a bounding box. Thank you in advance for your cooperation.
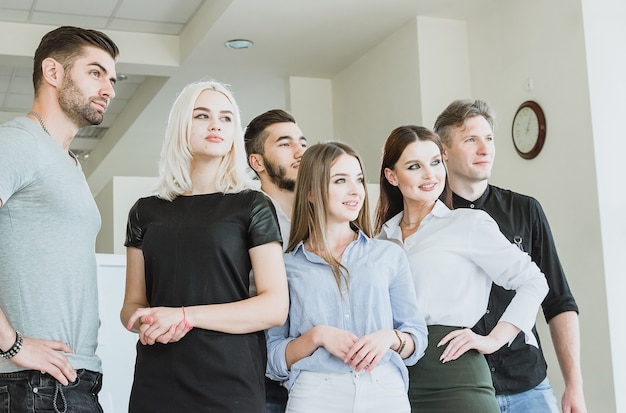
[28,111,51,136]
[400,219,420,231]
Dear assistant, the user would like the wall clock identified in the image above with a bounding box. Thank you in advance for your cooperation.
[511,100,546,159]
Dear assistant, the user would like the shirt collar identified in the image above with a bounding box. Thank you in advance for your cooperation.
[452,185,491,209]
[289,229,369,260]
[431,199,452,216]
[380,200,451,240]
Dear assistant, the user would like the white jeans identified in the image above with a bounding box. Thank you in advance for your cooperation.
[286,363,410,413]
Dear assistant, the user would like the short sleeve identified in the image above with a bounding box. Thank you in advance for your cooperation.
[248,191,282,248]
[0,126,37,205]
[124,199,144,248]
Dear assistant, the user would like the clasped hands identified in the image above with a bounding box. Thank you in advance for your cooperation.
[126,307,193,346]
[319,326,399,373]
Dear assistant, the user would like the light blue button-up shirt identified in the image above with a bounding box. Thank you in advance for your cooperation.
[266,231,428,391]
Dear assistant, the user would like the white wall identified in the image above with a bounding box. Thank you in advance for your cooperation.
[416,16,471,127]
[581,0,626,411]
[333,17,422,181]
[289,76,334,143]
[96,253,136,413]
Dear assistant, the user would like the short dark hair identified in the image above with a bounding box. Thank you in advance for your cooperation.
[244,109,296,157]
[433,99,495,146]
[33,26,119,94]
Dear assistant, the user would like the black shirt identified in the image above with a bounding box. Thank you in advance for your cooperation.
[125,191,281,412]
[453,185,579,395]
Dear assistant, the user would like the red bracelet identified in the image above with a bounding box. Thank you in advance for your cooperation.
[181,306,193,330]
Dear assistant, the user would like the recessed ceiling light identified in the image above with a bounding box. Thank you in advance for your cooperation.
[224,39,254,49]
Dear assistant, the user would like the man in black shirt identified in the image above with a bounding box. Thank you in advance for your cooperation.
[434,99,586,413]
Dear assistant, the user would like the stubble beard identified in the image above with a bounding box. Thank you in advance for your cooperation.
[264,158,296,191]
[58,74,105,128]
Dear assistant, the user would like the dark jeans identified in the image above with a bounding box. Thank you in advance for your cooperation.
[265,377,287,413]
[0,369,103,413]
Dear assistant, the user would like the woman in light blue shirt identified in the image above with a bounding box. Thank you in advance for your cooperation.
[266,142,428,413]
[374,125,548,412]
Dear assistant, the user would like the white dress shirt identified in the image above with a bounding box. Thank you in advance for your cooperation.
[378,200,548,347]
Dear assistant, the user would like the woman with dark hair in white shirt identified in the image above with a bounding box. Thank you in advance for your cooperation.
[374,125,548,413]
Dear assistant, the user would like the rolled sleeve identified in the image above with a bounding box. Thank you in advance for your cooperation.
[529,198,579,322]
[265,320,293,381]
[388,246,428,366]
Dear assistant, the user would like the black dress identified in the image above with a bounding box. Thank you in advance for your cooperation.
[124,190,281,413]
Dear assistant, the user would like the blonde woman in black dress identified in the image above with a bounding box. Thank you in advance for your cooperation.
[121,80,288,412]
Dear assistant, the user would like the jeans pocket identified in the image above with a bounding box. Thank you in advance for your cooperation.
[373,367,405,393]
[81,371,102,396]
[291,371,330,396]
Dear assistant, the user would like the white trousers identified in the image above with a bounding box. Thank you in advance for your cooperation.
[285,363,410,413]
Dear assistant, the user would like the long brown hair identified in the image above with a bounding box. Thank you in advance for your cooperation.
[374,125,452,234]
[287,142,372,293]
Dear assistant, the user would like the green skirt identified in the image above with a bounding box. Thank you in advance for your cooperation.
[408,325,499,413]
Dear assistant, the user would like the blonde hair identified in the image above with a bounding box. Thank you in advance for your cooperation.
[287,142,372,293]
[156,80,257,200]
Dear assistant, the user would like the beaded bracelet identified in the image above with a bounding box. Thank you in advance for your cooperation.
[0,331,23,360]
[394,329,406,355]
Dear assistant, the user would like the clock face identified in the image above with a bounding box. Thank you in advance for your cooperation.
[511,101,546,159]
[512,107,539,153]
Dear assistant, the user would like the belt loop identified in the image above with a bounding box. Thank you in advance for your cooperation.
[53,381,68,413]
[31,370,44,387]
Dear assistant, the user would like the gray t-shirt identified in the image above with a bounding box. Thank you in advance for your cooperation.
[0,117,102,373]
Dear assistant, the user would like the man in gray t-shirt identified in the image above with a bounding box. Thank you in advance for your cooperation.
[0,26,119,412]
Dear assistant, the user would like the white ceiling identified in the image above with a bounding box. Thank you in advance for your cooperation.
[0,0,495,189]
